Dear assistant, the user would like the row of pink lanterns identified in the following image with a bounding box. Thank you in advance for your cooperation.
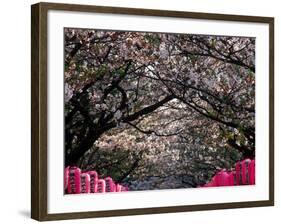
[201,159,255,187]
[65,158,255,193]
[65,166,129,194]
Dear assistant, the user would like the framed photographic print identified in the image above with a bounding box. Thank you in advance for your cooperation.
[31,2,274,221]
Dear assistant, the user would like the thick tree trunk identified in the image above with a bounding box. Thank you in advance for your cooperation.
[65,131,100,167]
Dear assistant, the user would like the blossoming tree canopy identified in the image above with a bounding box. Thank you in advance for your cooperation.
[64,28,255,189]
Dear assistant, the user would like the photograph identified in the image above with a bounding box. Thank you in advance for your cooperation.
[64,28,256,194]
[30,2,274,220]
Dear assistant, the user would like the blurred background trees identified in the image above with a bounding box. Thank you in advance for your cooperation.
[64,28,255,189]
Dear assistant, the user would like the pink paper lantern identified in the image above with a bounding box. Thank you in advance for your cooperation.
[116,184,122,192]
[105,177,116,192]
[235,161,242,185]
[241,159,251,185]
[67,167,81,194]
[97,179,106,193]
[249,160,255,185]
[81,173,90,193]
[216,170,230,186]
[228,171,236,186]
[64,166,69,190]
[88,171,98,193]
